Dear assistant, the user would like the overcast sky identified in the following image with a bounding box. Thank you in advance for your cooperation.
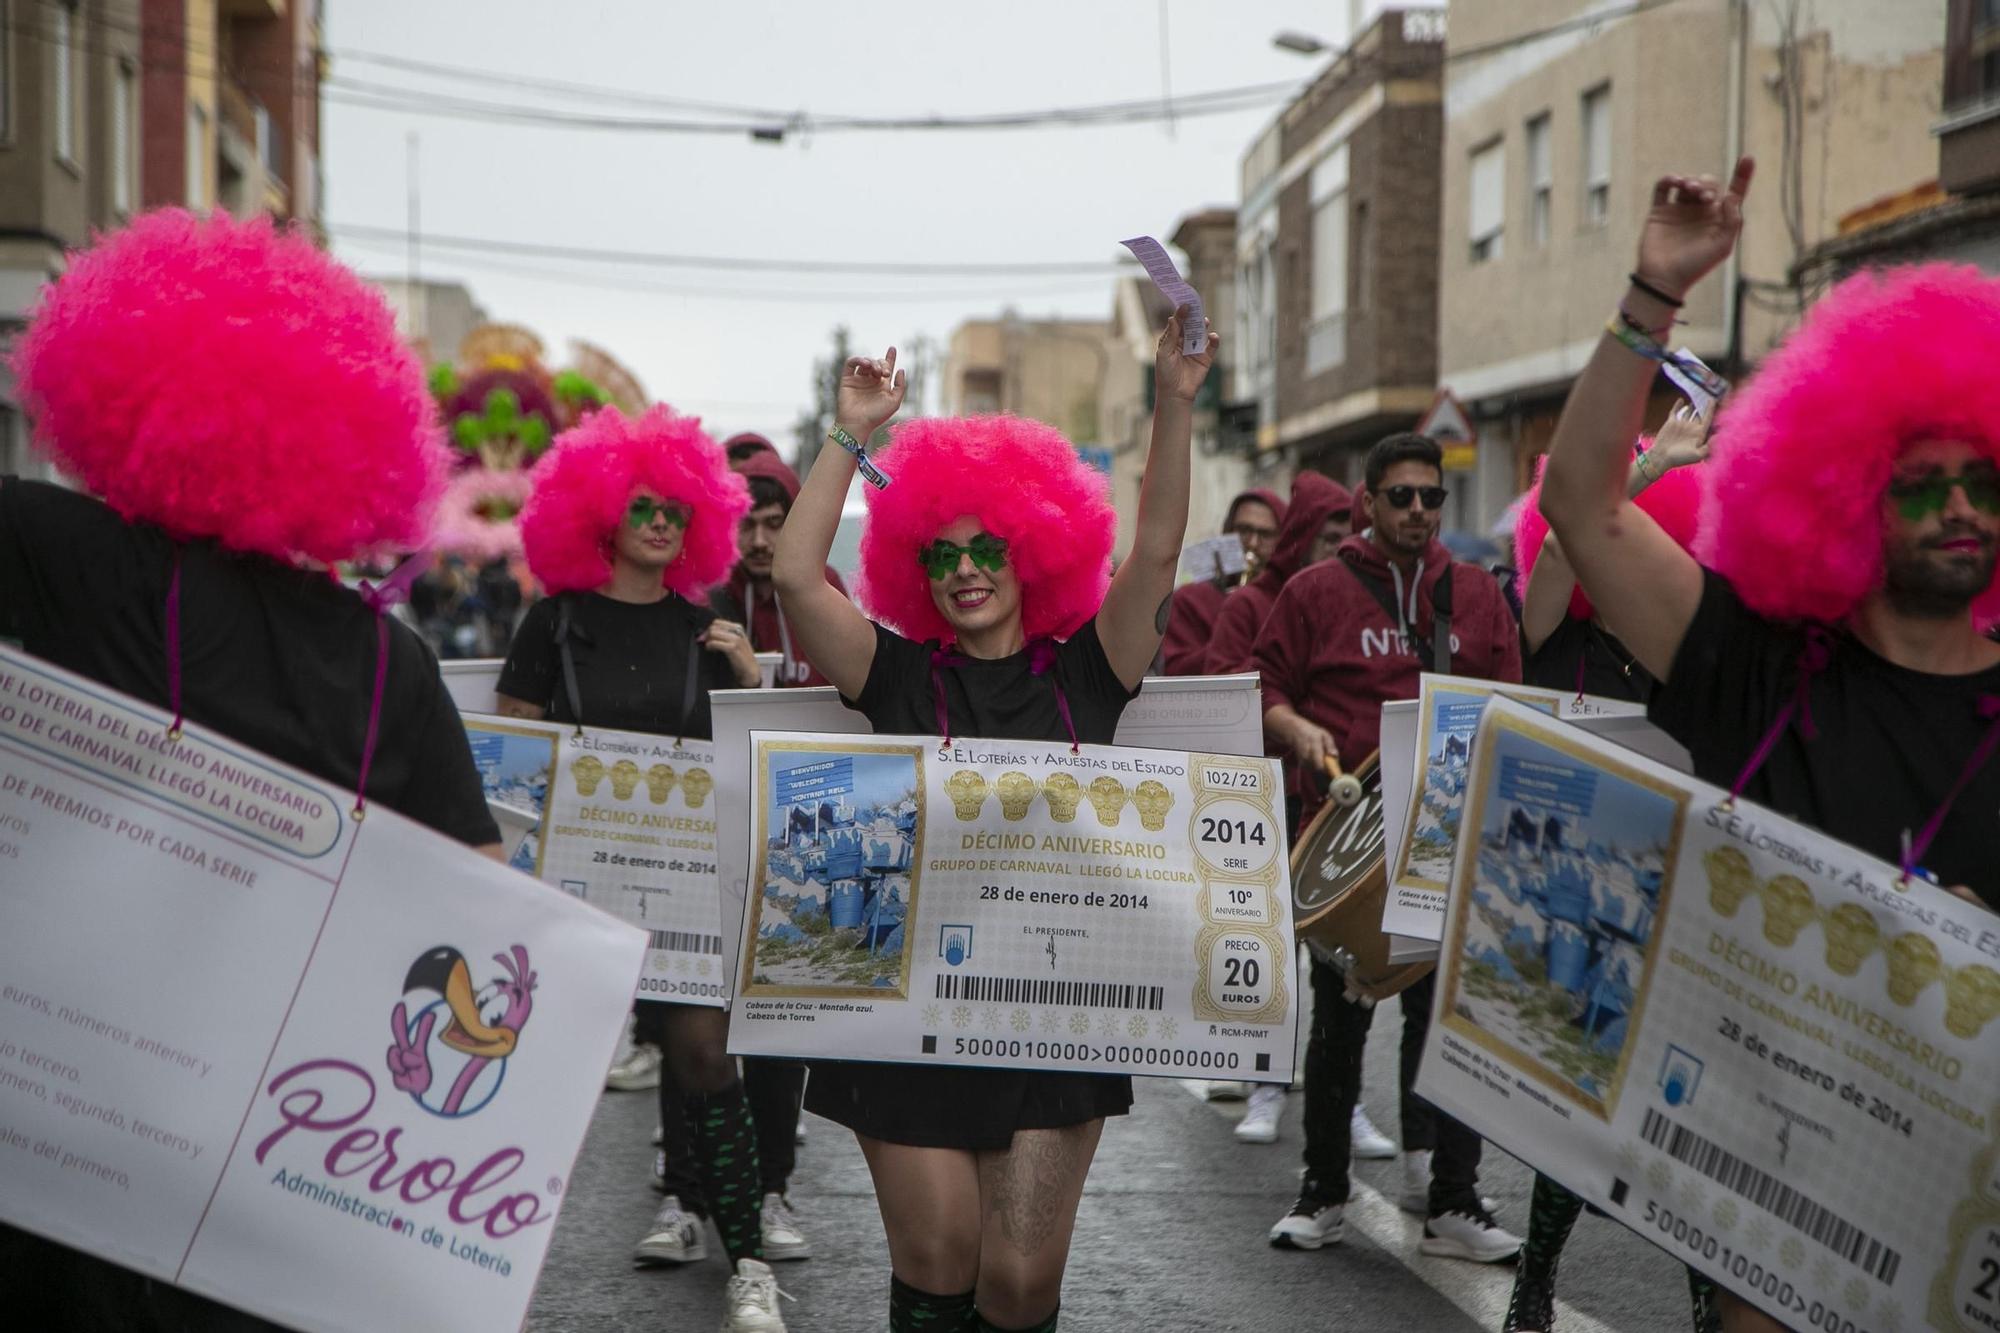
[324,1,1436,455]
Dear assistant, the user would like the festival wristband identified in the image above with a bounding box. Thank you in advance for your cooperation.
[1604,309,1732,402]
[829,423,891,490]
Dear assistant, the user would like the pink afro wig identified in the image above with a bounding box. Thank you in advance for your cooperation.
[9,209,447,564]
[435,467,535,564]
[856,415,1115,643]
[1698,262,2000,625]
[1517,442,1704,621]
[519,405,749,597]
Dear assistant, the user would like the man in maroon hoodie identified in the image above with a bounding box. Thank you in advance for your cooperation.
[1159,487,1284,674]
[712,435,850,688]
[1257,432,1523,1265]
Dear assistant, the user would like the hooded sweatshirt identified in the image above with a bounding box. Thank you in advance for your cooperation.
[1160,486,1286,675]
[1254,532,1520,787]
[710,448,848,688]
[1204,473,1351,675]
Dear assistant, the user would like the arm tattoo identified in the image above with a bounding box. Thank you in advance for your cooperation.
[1154,594,1173,636]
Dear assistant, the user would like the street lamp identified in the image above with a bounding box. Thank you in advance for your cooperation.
[1271,31,1328,55]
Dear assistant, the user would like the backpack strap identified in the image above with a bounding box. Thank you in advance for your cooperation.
[1341,557,1454,672]
[553,593,587,735]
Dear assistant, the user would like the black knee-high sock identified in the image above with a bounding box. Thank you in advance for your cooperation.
[974,1307,1058,1333]
[1518,1172,1585,1284]
[686,1080,762,1265]
[1687,1269,1722,1333]
[889,1276,977,1332]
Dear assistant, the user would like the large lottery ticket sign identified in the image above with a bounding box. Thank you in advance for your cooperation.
[0,645,644,1333]
[461,714,727,1006]
[728,733,1297,1081]
[1417,696,2000,1333]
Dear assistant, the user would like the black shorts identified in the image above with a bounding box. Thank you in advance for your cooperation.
[804,1061,1132,1150]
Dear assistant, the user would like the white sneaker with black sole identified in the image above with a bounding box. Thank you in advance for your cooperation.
[1421,1204,1522,1264]
[607,1043,663,1092]
[1269,1193,1344,1249]
[632,1196,707,1266]
[1350,1104,1397,1159]
[721,1258,788,1332]
[1235,1085,1283,1143]
[760,1193,812,1261]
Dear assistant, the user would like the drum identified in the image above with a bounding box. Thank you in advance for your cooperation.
[1290,751,1435,1005]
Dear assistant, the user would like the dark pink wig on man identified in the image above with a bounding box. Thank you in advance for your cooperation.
[9,209,447,564]
[856,415,1115,643]
[519,405,749,597]
[1517,443,1703,621]
[1697,262,2000,625]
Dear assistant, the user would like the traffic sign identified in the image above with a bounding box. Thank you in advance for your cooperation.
[1418,389,1477,472]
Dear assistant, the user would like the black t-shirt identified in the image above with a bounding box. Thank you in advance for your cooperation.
[497,591,733,740]
[1651,572,2000,904]
[0,479,498,847]
[848,619,1136,745]
[1525,617,1655,703]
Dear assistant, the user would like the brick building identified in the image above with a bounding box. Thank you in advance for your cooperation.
[1235,7,1446,491]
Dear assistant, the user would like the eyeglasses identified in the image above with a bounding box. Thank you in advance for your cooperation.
[917,532,1010,580]
[626,496,691,530]
[1229,523,1279,543]
[1886,469,2000,521]
[1380,484,1449,511]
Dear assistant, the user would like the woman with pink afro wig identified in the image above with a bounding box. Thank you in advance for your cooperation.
[496,405,785,1323]
[770,314,1217,1333]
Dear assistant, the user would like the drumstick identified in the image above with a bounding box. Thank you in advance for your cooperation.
[1321,754,1364,808]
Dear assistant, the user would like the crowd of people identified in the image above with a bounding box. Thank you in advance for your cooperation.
[1,152,1996,1333]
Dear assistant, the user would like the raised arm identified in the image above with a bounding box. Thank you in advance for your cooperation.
[1096,307,1218,689]
[1540,158,1752,683]
[772,348,906,699]
[1524,410,1711,653]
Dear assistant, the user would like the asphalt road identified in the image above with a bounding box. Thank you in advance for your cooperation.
[528,1014,1699,1333]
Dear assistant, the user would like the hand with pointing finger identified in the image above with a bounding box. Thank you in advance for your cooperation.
[836,346,908,442]
[1636,156,1754,303]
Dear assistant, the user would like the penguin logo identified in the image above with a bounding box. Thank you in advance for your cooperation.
[386,945,537,1119]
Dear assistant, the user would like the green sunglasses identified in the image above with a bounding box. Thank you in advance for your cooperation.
[917,532,1009,580]
[1886,469,2000,521]
[626,495,692,530]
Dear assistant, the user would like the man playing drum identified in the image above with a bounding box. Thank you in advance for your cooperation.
[1254,431,1525,1262]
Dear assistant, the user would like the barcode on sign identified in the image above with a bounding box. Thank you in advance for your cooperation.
[1639,1108,1901,1284]
[649,930,724,956]
[934,974,1164,1011]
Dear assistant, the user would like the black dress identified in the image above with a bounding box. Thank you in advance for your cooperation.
[1523,615,1653,702]
[802,619,1140,1149]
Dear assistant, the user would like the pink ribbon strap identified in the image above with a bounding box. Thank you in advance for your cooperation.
[1726,627,1832,806]
[164,551,185,741]
[1901,693,2000,884]
[349,552,432,820]
[927,637,1080,754]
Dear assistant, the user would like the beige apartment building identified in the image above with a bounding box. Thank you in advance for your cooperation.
[940,314,1110,444]
[1438,0,1945,531]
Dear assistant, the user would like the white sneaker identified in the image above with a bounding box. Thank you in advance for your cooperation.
[1269,1193,1344,1250]
[1235,1085,1283,1143]
[608,1043,663,1092]
[1421,1205,1523,1264]
[652,1122,664,1146]
[721,1258,788,1332]
[632,1196,707,1266]
[1351,1104,1397,1159]
[760,1192,812,1261]
[1202,1080,1252,1101]
[795,1121,807,1146]
[1399,1148,1434,1213]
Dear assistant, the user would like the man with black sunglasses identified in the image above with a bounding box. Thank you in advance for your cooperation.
[1255,431,1525,1264]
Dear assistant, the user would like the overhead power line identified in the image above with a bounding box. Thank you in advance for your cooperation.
[330,223,1138,277]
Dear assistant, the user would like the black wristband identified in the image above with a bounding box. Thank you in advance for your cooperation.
[1627,272,1685,308]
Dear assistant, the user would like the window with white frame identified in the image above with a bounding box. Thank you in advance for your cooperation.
[52,1,76,164]
[113,63,135,214]
[1468,138,1504,263]
[186,101,207,207]
[1526,113,1552,248]
[1582,84,1612,227]
[1307,145,1349,373]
